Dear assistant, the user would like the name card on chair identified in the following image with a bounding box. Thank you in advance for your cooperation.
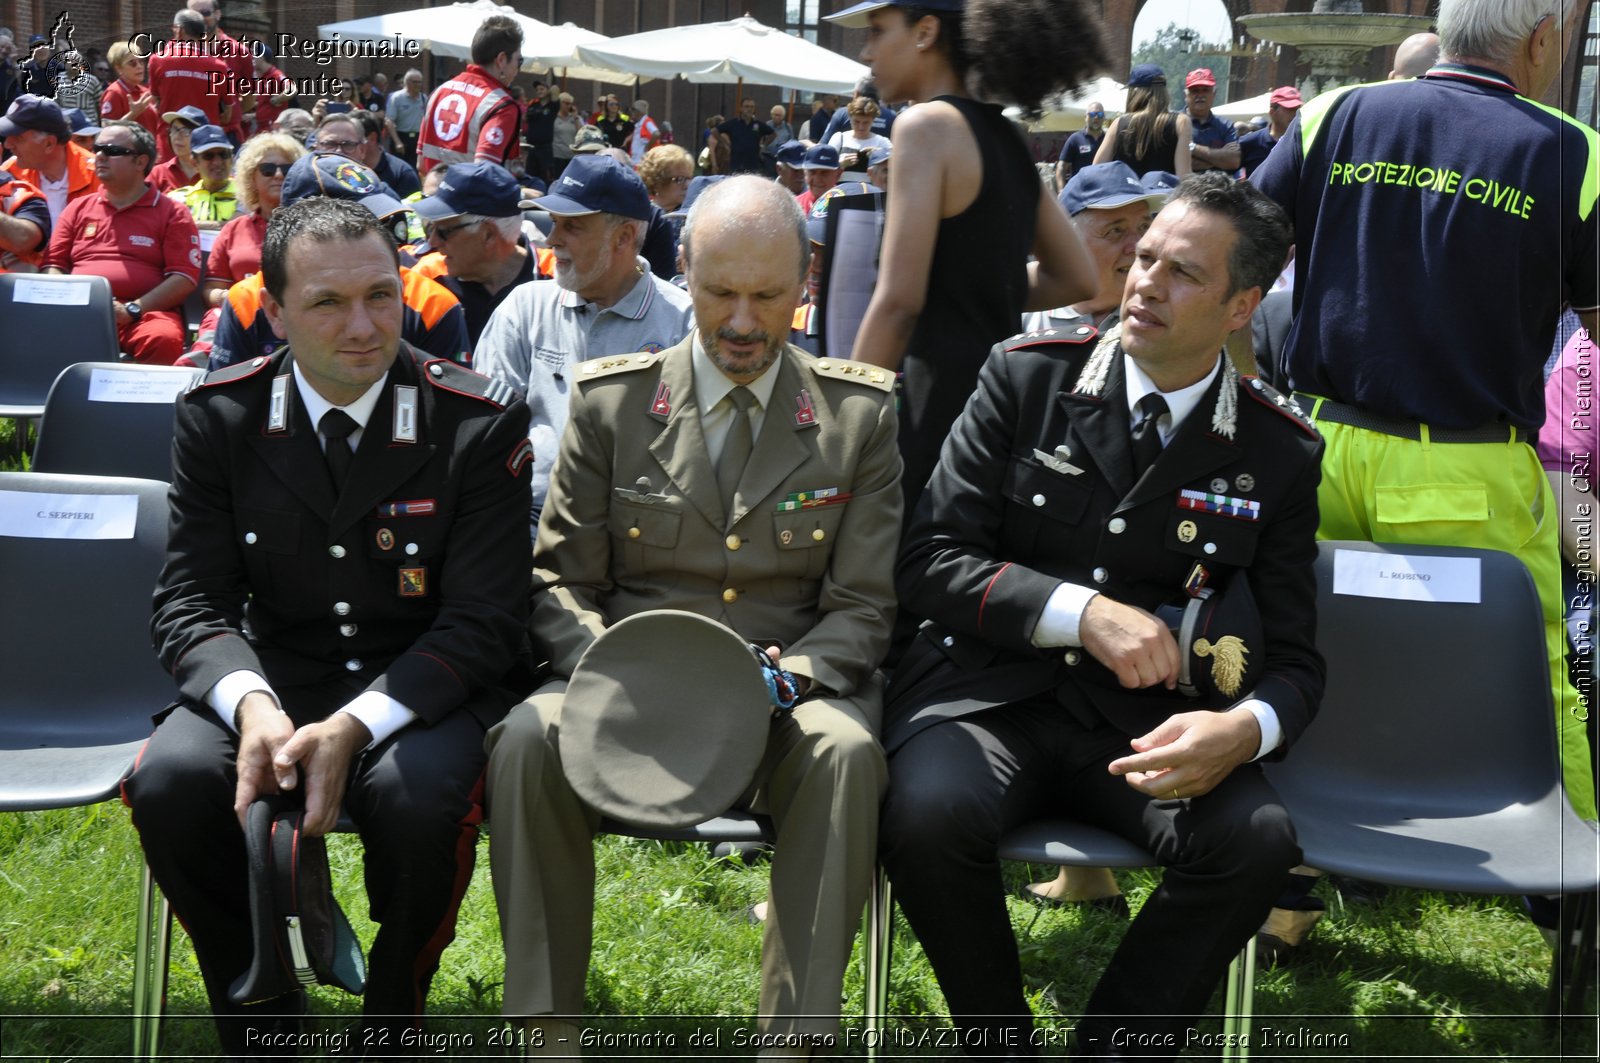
[88,367,197,404]
[0,492,138,540]
[1332,548,1482,604]
[10,277,92,306]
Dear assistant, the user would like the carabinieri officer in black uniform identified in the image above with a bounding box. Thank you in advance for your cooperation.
[123,196,534,1057]
[878,174,1325,1061]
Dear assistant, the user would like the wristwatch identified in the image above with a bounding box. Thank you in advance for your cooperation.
[124,300,143,321]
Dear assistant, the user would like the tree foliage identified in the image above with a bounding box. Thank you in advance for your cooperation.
[1132,22,1234,109]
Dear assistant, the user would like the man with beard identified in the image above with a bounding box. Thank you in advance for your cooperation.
[474,154,693,524]
[485,175,900,1056]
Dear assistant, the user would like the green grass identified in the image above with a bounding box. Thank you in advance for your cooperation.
[0,807,1595,1061]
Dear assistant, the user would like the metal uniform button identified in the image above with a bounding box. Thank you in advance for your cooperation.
[1107,518,1126,535]
[344,659,362,672]
[1065,650,1082,666]
[722,588,737,603]
[942,635,955,648]
[1032,493,1046,507]
[627,527,641,539]
[340,624,357,637]
[811,528,825,542]
[244,532,257,544]
[1204,542,1218,555]
[725,534,741,550]
[1092,567,1109,584]
[333,602,351,616]
[405,543,419,556]
[329,545,346,559]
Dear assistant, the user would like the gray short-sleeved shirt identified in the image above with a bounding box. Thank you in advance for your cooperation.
[386,88,426,135]
[474,257,695,521]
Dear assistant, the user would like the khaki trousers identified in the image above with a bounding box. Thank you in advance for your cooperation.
[486,678,887,1038]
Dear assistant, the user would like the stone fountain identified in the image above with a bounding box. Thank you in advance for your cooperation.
[1237,0,1434,99]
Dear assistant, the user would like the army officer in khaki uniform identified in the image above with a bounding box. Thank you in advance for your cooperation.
[487,175,902,1056]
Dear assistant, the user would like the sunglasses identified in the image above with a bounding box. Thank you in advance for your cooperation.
[198,150,232,161]
[427,219,480,243]
[1087,111,1106,118]
[256,161,290,177]
[92,143,137,156]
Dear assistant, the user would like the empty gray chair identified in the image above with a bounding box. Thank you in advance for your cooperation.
[33,362,201,481]
[0,273,120,421]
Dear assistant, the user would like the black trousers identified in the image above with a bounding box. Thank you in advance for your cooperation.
[123,685,488,1056]
[880,698,1298,1060]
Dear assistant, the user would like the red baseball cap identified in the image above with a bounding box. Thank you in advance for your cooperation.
[1185,68,1217,89]
[1270,86,1305,109]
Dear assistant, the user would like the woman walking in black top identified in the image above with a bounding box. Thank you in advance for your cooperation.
[830,0,1106,519]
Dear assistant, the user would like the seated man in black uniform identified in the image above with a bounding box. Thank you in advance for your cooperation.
[879,173,1324,1060]
[122,195,533,1056]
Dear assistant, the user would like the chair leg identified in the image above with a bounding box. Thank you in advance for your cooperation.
[1221,935,1255,1062]
[132,861,172,1060]
[1547,891,1598,1029]
[863,868,892,1062]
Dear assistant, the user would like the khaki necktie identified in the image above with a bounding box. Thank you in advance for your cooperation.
[715,386,757,513]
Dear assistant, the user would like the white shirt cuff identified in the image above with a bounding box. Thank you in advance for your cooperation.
[208,669,278,731]
[336,691,418,750]
[1233,699,1283,761]
[1030,582,1101,648]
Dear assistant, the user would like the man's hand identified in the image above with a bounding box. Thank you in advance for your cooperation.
[269,713,373,836]
[765,645,812,699]
[1107,708,1261,800]
[233,691,295,827]
[1080,595,1180,690]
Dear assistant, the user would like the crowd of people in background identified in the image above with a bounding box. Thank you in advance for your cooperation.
[1,0,1595,1060]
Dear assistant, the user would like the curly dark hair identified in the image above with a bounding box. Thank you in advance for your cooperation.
[904,0,1109,110]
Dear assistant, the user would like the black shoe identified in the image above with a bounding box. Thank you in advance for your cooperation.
[712,840,772,865]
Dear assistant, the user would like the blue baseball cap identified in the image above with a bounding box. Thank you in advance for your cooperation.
[190,125,233,155]
[63,107,100,137]
[0,94,70,140]
[280,152,408,220]
[800,143,840,171]
[1128,64,1166,88]
[1059,161,1165,217]
[531,154,652,221]
[1140,170,1181,199]
[415,160,523,220]
[162,104,209,128]
[774,139,807,167]
[826,0,962,29]
[806,181,882,245]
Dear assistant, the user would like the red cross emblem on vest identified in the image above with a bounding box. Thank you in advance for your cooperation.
[433,92,470,141]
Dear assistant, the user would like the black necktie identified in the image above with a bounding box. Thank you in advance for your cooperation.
[715,386,757,513]
[319,409,358,492]
[1131,393,1169,478]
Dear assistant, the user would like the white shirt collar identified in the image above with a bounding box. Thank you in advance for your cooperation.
[691,332,783,414]
[292,362,388,444]
[1122,353,1221,444]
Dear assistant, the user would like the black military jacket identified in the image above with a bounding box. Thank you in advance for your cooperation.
[888,329,1325,754]
[152,343,534,727]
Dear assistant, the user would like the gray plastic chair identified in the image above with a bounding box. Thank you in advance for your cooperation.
[1264,539,1600,1018]
[0,273,120,421]
[32,362,201,481]
[0,473,173,1056]
[0,472,172,810]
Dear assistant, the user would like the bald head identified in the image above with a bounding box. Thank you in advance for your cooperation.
[1389,32,1440,78]
[681,175,809,283]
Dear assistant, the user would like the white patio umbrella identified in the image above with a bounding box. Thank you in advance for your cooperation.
[573,16,868,96]
[1212,91,1274,120]
[318,0,636,85]
[1025,76,1129,133]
